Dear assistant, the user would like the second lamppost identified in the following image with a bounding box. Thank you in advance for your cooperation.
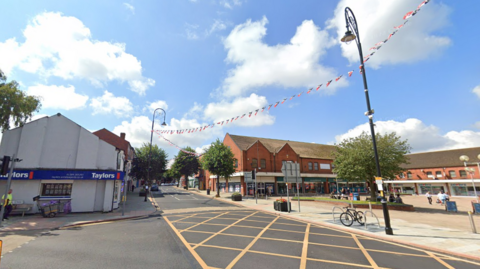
[340,7,393,235]
[146,108,167,202]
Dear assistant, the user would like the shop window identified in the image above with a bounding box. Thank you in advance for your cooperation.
[314,163,318,170]
[260,159,266,169]
[41,183,72,197]
[252,158,258,168]
[320,163,331,170]
[407,172,412,179]
[448,170,456,177]
[308,162,313,170]
[460,170,467,177]
[435,171,442,178]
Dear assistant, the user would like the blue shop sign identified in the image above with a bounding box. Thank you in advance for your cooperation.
[0,170,124,180]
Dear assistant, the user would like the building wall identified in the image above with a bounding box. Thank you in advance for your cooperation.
[396,166,479,180]
[244,141,273,172]
[274,144,300,172]
[71,181,97,212]
[300,158,334,174]
[223,134,244,171]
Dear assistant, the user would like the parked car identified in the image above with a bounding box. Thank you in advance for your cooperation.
[151,184,159,191]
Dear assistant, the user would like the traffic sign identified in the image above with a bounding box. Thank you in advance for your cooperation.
[244,171,253,183]
[281,161,301,183]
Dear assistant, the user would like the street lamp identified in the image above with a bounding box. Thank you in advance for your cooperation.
[147,108,167,202]
[340,7,393,235]
[460,154,480,202]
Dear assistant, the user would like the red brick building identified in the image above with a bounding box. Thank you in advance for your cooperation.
[204,134,358,196]
[386,147,480,196]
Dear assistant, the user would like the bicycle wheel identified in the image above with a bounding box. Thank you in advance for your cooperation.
[356,211,365,225]
[339,212,354,226]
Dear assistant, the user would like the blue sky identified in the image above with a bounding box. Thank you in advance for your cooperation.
[1,0,479,160]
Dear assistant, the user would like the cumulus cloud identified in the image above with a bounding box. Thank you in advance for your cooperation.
[123,3,135,14]
[146,100,169,114]
[327,0,451,69]
[334,118,480,153]
[112,115,223,158]
[206,20,227,36]
[221,17,343,97]
[185,23,200,40]
[473,85,480,99]
[203,93,275,127]
[27,84,89,110]
[0,12,154,95]
[221,0,242,9]
[90,91,134,117]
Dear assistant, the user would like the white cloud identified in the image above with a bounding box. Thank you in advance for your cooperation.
[473,85,480,99]
[221,17,343,97]
[147,100,169,114]
[183,102,204,120]
[185,23,200,40]
[334,118,480,153]
[206,20,227,36]
[327,0,451,69]
[220,0,242,9]
[0,12,154,95]
[90,91,134,117]
[474,122,480,130]
[204,93,275,127]
[27,84,88,110]
[123,3,135,14]
[112,116,223,157]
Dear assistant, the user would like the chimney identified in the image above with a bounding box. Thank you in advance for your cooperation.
[120,133,126,140]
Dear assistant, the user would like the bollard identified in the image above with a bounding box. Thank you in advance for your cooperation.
[468,211,477,234]
[369,202,372,211]
[350,198,354,208]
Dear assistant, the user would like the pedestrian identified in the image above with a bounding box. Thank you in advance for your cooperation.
[426,191,432,205]
[131,184,135,192]
[1,189,13,221]
[388,193,395,203]
[341,188,346,199]
[445,192,450,202]
[395,194,403,204]
[437,191,446,205]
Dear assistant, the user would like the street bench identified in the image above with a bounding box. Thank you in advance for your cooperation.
[11,200,34,217]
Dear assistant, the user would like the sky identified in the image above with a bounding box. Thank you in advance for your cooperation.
[1,0,479,161]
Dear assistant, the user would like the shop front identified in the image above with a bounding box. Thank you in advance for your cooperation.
[276,177,303,195]
[391,183,416,194]
[418,183,446,194]
[303,178,328,195]
[246,176,275,196]
[228,177,242,193]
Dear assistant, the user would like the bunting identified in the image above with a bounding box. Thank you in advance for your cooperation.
[154,0,429,137]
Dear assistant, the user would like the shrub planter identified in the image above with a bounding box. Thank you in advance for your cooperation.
[274,201,291,212]
[231,192,242,201]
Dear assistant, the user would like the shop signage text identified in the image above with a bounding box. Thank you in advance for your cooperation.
[0,170,124,180]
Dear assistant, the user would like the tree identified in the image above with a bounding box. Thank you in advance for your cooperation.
[201,139,236,197]
[0,70,41,132]
[171,147,200,190]
[332,132,411,200]
[164,168,181,184]
[129,143,168,191]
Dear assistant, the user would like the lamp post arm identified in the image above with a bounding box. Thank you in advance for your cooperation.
[147,108,166,202]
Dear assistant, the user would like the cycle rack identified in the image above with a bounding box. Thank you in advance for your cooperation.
[363,202,381,230]
[332,206,346,223]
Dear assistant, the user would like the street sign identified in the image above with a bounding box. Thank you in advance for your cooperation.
[281,162,301,183]
[244,171,253,183]
[375,177,382,185]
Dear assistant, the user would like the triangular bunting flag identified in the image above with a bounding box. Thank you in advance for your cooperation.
[326,80,332,87]
[316,84,322,90]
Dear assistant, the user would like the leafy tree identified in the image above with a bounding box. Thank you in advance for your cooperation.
[129,143,168,197]
[0,70,41,131]
[164,168,181,184]
[201,139,236,197]
[171,147,200,190]
[332,132,411,200]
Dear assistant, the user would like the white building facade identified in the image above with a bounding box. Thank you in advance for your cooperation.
[0,113,124,213]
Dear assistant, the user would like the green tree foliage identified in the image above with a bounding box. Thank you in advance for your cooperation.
[171,146,200,189]
[0,70,41,131]
[164,168,181,184]
[201,139,236,197]
[129,143,168,188]
[332,132,411,200]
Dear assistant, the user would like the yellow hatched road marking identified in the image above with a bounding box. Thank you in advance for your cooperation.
[180,212,230,233]
[300,223,311,269]
[307,257,375,268]
[352,234,379,269]
[171,214,198,223]
[225,216,280,269]
[164,216,208,269]
[426,252,455,269]
[192,211,258,250]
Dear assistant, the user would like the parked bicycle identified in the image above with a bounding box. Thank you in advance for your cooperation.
[339,206,365,226]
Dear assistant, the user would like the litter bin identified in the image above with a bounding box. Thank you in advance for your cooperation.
[353,192,359,201]
[207,189,211,195]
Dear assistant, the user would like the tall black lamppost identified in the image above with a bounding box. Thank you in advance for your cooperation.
[340,7,393,235]
[146,108,167,202]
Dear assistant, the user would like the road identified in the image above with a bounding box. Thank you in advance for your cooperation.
[1,186,479,269]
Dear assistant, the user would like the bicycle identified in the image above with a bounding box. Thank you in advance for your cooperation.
[339,207,365,226]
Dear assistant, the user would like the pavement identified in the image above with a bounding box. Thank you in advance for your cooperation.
[186,188,480,262]
[0,188,157,232]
